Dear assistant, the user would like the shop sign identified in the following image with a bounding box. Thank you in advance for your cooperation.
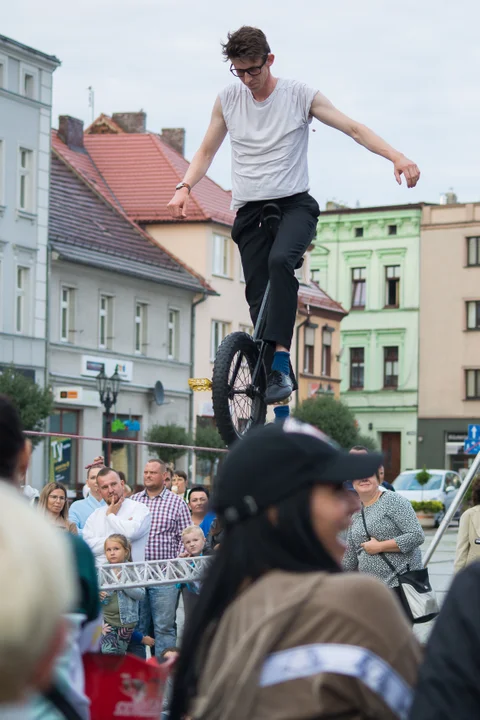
[50,437,72,485]
[54,387,101,408]
[81,355,133,382]
[446,433,467,442]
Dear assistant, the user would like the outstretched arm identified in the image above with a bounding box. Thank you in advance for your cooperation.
[310,92,420,188]
[167,96,228,219]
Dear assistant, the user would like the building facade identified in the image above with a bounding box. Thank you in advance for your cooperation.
[418,202,480,471]
[0,34,60,484]
[311,204,423,481]
[49,124,208,495]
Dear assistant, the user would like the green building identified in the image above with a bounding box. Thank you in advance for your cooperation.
[311,203,423,481]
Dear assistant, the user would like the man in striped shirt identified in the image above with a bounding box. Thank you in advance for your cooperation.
[131,458,192,657]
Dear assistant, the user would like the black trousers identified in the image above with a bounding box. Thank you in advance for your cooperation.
[232,191,320,351]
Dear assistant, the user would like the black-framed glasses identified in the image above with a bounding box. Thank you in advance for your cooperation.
[230,55,268,78]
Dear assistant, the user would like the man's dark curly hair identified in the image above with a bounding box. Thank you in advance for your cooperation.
[221,26,271,62]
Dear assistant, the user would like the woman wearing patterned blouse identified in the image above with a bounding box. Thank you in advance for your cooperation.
[343,463,425,605]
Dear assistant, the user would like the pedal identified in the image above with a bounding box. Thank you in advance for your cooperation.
[188,378,213,392]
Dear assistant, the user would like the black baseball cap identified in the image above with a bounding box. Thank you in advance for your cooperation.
[214,418,383,525]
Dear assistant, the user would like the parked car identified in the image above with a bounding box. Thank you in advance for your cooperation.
[393,469,462,527]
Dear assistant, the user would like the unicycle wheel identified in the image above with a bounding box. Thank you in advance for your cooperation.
[212,332,267,447]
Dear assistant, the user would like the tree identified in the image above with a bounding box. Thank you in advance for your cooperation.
[145,424,191,465]
[415,466,432,501]
[356,434,379,452]
[194,423,226,483]
[293,394,359,449]
[0,367,53,447]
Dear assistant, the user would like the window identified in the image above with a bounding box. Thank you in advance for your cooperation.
[310,268,321,284]
[350,348,364,389]
[466,370,480,400]
[303,326,315,374]
[20,65,37,100]
[133,303,148,354]
[211,320,230,360]
[240,323,254,336]
[60,287,75,343]
[467,237,480,267]
[322,328,332,376]
[212,234,230,277]
[388,224,397,236]
[99,295,114,349]
[24,73,35,99]
[351,267,366,309]
[15,267,29,334]
[167,309,179,360]
[18,148,33,211]
[467,301,480,330]
[354,227,364,238]
[385,265,400,308]
[384,346,399,389]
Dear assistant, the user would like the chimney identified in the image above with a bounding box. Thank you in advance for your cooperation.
[112,111,146,133]
[58,115,84,150]
[160,128,185,156]
[439,189,458,205]
[325,200,349,211]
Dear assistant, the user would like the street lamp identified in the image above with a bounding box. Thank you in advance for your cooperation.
[96,368,121,465]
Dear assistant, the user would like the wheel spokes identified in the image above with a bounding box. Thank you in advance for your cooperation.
[227,351,257,435]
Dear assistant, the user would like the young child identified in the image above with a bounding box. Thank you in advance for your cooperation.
[178,526,206,628]
[100,534,153,654]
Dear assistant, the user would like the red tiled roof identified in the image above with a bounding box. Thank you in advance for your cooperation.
[51,130,216,294]
[298,281,347,316]
[82,132,235,226]
[51,130,119,209]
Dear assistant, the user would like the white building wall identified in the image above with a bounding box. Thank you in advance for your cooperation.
[0,36,59,486]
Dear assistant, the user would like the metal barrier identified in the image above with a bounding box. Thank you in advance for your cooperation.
[423,449,480,566]
[98,556,211,590]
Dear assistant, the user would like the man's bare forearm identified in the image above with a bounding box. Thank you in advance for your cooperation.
[351,123,403,164]
[182,150,214,189]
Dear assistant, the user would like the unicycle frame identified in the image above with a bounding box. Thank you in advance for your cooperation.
[227,280,271,405]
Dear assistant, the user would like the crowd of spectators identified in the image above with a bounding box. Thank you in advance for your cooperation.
[5,386,480,719]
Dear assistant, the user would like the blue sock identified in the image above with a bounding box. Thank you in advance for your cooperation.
[271,351,290,375]
[274,405,290,423]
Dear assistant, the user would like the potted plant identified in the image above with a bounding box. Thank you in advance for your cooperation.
[415,466,431,500]
[410,500,444,528]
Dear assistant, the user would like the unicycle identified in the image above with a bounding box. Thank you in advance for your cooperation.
[211,202,302,447]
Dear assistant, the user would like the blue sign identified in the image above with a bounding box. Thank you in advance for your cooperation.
[468,424,480,442]
[464,425,480,454]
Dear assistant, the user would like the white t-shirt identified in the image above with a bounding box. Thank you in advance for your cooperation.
[83,497,151,566]
[219,78,318,209]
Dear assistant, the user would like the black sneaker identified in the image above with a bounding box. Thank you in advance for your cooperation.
[265,370,293,405]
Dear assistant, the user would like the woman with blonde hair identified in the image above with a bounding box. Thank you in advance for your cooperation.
[39,481,78,535]
[454,476,480,572]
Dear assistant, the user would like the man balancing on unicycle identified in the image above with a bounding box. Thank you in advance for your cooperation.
[167,26,420,424]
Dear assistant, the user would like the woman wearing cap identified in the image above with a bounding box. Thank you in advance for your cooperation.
[343,448,425,607]
[169,419,421,720]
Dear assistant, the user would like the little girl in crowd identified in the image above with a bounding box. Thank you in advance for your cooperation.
[100,534,153,654]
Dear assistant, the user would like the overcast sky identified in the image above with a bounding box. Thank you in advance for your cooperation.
[4,0,479,209]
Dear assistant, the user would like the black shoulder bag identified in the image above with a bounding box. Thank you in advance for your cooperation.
[361,506,439,624]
